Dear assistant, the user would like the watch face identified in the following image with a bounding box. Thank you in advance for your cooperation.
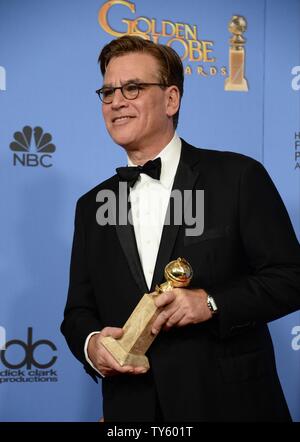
[208,296,218,313]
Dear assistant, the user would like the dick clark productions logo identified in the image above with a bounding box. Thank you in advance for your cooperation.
[10,126,56,168]
[0,327,58,384]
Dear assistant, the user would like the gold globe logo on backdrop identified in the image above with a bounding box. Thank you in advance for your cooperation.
[224,15,248,92]
[98,0,227,78]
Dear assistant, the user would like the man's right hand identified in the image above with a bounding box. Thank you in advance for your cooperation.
[87,327,149,377]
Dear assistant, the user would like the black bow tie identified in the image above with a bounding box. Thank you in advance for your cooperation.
[116,157,162,187]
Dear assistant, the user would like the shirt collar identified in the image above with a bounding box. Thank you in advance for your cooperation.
[127,133,182,189]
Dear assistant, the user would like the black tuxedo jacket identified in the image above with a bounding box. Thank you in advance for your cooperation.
[61,140,300,421]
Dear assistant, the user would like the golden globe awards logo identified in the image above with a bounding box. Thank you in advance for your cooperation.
[98,0,227,77]
[10,126,56,168]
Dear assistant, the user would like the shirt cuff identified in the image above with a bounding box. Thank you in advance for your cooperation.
[84,331,105,378]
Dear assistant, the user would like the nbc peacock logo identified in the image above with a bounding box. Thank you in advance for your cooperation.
[10,126,56,167]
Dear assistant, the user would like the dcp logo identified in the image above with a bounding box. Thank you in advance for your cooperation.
[0,66,6,91]
[291,325,300,350]
[10,126,56,167]
[291,66,300,91]
[0,327,57,369]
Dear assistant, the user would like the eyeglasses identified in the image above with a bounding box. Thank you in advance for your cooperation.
[96,82,168,104]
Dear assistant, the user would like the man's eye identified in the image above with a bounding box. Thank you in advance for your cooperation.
[102,89,113,97]
[125,84,139,92]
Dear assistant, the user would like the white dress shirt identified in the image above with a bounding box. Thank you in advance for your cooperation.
[84,133,182,376]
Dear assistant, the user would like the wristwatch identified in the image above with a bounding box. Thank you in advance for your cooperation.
[207,294,218,314]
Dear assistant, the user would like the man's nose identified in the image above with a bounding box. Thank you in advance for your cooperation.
[111,88,127,109]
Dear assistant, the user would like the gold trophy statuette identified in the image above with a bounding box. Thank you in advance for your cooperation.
[225,15,249,91]
[100,258,193,369]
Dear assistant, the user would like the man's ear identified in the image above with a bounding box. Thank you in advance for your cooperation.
[165,86,180,118]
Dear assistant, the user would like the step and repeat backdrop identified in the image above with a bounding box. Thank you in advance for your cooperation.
[0,0,299,421]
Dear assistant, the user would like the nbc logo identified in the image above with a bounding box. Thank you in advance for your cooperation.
[10,126,56,167]
[0,66,6,91]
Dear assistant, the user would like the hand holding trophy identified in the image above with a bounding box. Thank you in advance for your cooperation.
[100,257,193,369]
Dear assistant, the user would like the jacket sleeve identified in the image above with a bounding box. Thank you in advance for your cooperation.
[61,200,103,380]
[210,159,300,339]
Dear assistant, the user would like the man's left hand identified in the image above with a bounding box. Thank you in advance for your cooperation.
[151,288,212,335]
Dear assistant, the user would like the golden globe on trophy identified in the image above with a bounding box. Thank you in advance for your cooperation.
[225,15,249,91]
[100,258,193,369]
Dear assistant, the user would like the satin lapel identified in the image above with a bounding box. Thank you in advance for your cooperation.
[114,181,148,295]
[150,142,201,291]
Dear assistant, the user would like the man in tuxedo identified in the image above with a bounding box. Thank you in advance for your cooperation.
[61,35,300,422]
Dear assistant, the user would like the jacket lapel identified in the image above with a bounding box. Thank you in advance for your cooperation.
[114,181,149,295]
[114,139,203,295]
[150,140,201,291]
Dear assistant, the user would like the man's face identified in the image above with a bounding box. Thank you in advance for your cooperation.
[102,52,174,152]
